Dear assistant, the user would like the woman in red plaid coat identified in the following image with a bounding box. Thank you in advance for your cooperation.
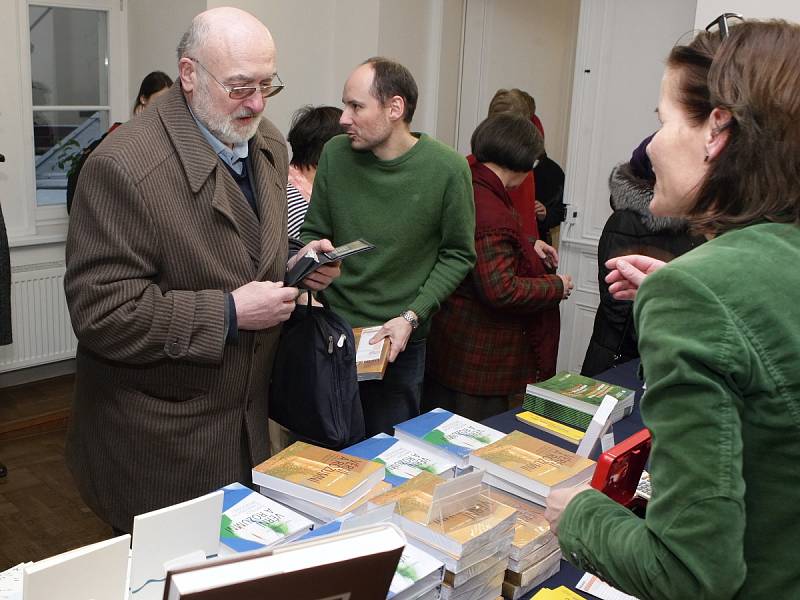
[424,113,573,422]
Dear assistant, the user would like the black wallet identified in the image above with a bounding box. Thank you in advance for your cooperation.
[285,239,375,287]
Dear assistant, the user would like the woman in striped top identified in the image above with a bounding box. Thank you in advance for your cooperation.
[286,105,344,237]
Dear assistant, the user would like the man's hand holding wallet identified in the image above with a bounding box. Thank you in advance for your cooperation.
[286,238,375,289]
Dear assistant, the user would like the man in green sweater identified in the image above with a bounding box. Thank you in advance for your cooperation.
[301,57,476,436]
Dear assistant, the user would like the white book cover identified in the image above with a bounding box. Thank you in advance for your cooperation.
[22,536,130,600]
[343,433,456,486]
[394,409,506,467]
[219,482,314,553]
[130,490,223,600]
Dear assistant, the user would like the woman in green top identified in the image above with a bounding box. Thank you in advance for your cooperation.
[545,17,800,599]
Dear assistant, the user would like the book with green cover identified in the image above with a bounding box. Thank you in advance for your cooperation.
[252,441,384,512]
[469,431,595,497]
[523,372,635,430]
[219,482,314,553]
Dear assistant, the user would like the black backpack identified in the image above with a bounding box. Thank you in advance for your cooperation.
[269,293,365,449]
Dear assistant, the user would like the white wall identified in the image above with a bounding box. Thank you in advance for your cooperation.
[128,0,463,144]
[127,0,204,116]
[695,0,800,27]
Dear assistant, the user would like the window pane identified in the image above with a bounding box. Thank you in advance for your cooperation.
[34,110,109,206]
[29,6,108,106]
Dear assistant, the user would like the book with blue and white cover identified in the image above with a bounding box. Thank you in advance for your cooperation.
[394,409,506,468]
[343,433,457,487]
[219,482,314,553]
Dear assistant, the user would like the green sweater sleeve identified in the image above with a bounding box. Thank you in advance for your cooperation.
[408,166,476,320]
[558,264,748,600]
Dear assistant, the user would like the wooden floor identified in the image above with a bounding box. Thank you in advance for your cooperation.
[0,375,112,571]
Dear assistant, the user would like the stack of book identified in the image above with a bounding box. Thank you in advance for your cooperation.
[218,482,314,553]
[489,490,562,600]
[252,441,387,523]
[393,408,507,470]
[369,472,517,600]
[300,508,445,600]
[523,372,634,431]
[468,431,596,506]
[343,432,457,487]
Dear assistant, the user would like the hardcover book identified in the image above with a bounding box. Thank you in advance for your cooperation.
[369,472,517,559]
[343,433,457,487]
[219,482,314,553]
[469,431,595,498]
[354,326,391,381]
[394,408,506,468]
[252,441,384,512]
[523,372,634,430]
[163,524,405,600]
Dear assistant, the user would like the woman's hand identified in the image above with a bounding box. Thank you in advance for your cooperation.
[544,482,593,535]
[534,239,559,269]
[558,274,574,299]
[605,255,666,300]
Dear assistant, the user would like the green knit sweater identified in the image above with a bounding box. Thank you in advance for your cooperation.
[558,222,800,599]
[300,133,476,338]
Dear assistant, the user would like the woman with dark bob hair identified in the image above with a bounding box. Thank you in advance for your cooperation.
[425,113,573,421]
[545,18,800,599]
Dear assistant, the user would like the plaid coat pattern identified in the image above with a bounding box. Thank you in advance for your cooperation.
[426,162,563,395]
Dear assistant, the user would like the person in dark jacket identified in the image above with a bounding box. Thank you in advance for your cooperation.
[424,113,573,422]
[581,135,701,376]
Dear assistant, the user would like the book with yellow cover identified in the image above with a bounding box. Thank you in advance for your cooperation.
[370,472,517,559]
[515,411,584,444]
[488,490,553,561]
[354,326,391,381]
[469,431,595,497]
[252,442,384,512]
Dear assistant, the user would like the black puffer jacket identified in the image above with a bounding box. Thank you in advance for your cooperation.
[581,161,702,376]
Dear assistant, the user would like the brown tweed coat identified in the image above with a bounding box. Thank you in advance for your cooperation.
[64,83,289,532]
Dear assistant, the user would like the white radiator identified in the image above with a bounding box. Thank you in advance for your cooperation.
[0,263,77,373]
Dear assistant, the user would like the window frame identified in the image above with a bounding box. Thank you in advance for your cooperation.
[13,0,128,246]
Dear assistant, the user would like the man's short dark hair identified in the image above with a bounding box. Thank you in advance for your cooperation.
[471,113,543,173]
[287,105,344,168]
[362,57,418,124]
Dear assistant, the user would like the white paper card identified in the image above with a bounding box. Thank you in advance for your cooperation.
[577,394,618,457]
[426,469,484,524]
[577,573,640,599]
[356,326,384,361]
[601,431,616,452]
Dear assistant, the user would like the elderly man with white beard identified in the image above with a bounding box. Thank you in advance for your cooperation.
[64,6,338,534]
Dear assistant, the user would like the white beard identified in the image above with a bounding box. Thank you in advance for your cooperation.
[192,78,263,145]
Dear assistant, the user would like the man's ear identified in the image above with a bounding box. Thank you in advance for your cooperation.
[706,107,732,160]
[178,58,196,93]
[386,95,406,122]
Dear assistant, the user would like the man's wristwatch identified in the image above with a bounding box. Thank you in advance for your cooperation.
[400,310,419,330]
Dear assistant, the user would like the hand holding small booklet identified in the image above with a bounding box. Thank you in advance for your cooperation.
[354,326,390,381]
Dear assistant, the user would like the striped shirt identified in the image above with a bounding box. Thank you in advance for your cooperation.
[287,182,309,238]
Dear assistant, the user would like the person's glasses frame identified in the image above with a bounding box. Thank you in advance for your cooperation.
[705,12,744,41]
[189,57,284,100]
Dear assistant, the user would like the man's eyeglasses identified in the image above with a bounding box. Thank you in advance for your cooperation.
[705,12,744,41]
[189,58,284,100]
